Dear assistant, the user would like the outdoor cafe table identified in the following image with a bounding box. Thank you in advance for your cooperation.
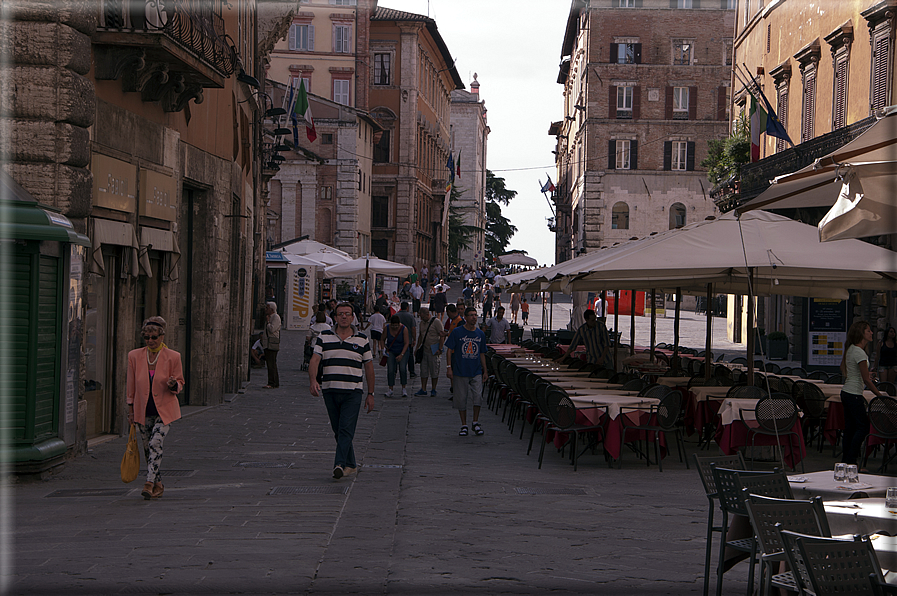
[824,499,897,537]
[821,390,877,445]
[789,470,895,500]
[714,397,807,469]
[684,385,729,436]
[565,393,662,461]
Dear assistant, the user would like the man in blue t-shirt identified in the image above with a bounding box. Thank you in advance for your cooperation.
[445,307,488,437]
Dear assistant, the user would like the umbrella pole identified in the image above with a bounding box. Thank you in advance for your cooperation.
[614,290,620,372]
[629,290,636,357]
[650,288,657,364]
[673,287,681,371]
[365,258,370,317]
[550,292,554,332]
[747,269,755,386]
[705,283,713,380]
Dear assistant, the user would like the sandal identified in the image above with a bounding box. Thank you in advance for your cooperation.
[458,426,469,436]
[473,423,484,436]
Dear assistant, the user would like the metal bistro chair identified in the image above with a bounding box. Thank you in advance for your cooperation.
[807,370,829,381]
[792,380,828,452]
[618,388,687,471]
[744,494,830,596]
[538,388,606,471]
[693,453,746,596]
[621,378,648,393]
[825,373,845,384]
[878,381,897,397]
[709,465,777,596]
[864,395,897,472]
[740,393,805,473]
[526,380,553,456]
[780,530,886,596]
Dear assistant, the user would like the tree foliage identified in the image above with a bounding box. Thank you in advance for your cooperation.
[702,112,751,186]
[484,170,517,263]
[447,184,478,265]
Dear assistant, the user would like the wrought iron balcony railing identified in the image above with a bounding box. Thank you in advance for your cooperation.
[98,0,234,77]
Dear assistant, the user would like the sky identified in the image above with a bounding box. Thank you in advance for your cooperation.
[375,0,572,267]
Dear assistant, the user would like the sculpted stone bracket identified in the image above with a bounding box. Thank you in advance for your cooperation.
[94,47,147,81]
[95,47,205,113]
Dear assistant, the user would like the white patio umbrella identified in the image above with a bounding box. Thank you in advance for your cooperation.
[738,109,897,241]
[323,255,414,279]
[498,253,538,267]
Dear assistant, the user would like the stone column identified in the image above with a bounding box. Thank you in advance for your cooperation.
[394,23,422,265]
[280,180,298,241]
[298,166,316,240]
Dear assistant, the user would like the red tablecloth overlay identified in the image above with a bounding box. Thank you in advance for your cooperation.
[714,418,807,469]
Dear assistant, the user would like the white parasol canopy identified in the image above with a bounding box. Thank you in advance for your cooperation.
[557,211,897,297]
[738,109,897,241]
[323,255,414,279]
[498,253,538,267]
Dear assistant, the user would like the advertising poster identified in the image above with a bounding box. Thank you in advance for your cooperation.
[286,264,316,330]
[807,298,848,367]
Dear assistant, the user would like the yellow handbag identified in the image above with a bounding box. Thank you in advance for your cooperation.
[120,424,140,483]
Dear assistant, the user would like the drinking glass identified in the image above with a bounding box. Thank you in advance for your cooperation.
[887,488,897,509]
[846,464,859,484]
[834,463,846,482]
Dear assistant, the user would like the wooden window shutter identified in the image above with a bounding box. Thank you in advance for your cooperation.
[632,86,641,120]
[717,86,727,120]
[610,43,619,64]
[663,141,672,170]
[609,85,617,118]
[872,31,890,111]
[833,55,847,129]
[686,141,696,171]
[608,140,617,170]
[801,69,816,142]
[630,140,638,170]
[688,86,698,120]
[288,24,296,50]
[665,86,674,119]
[634,44,642,64]
[776,88,788,153]
[309,25,315,51]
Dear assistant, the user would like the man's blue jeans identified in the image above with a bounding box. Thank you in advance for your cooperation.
[322,389,363,469]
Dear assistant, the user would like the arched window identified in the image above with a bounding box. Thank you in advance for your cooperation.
[612,202,629,230]
[670,203,686,228]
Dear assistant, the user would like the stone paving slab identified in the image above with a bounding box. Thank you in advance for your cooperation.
[10,303,854,595]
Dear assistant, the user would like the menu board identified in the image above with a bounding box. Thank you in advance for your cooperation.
[807,298,848,366]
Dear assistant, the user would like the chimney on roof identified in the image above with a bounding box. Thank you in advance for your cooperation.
[470,72,479,95]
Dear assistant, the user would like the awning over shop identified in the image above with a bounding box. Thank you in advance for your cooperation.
[91,218,140,277]
[140,226,181,280]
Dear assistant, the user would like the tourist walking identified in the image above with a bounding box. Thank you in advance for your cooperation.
[383,315,411,397]
[414,307,444,396]
[445,307,488,436]
[486,306,511,344]
[262,301,281,388]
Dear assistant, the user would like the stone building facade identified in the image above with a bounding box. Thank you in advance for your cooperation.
[450,75,489,267]
[2,0,284,468]
[369,7,463,270]
[552,0,734,263]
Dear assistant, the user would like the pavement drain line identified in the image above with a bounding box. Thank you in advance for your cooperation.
[233,462,293,468]
[268,486,348,495]
[363,464,403,469]
[514,487,588,495]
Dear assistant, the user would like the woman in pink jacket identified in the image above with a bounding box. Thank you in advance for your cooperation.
[127,316,184,500]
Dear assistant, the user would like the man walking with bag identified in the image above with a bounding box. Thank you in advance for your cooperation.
[309,303,375,479]
[414,307,445,396]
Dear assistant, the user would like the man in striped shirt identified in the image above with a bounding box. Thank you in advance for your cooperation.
[557,309,611,368]
[309,303,375,479]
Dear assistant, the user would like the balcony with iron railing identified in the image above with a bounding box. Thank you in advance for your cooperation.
[93,0,237,112]
[713,116,877,212]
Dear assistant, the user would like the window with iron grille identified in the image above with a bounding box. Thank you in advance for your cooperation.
[673,41,694,65]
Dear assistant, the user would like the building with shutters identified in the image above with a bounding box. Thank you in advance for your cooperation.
[551,0,734,263]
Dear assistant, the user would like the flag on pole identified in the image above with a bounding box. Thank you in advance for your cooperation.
[445,153,455,192]
[456,150,462,178]
[540,176,555,193]
[292,78,317,143]
[758,89,793,147]
[749,96,767,162]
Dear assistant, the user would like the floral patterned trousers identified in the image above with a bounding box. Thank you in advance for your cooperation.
[137,415,170,483]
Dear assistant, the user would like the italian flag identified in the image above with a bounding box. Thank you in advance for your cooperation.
[293,79,317,143]
[749,95,767,162]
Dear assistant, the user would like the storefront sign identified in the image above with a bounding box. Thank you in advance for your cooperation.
[139,169,177,221]
[92,154,136,212]
[287,265,316,330]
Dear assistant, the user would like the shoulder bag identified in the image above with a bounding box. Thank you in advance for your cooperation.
[120,424,140,483]
[415,318,436,363]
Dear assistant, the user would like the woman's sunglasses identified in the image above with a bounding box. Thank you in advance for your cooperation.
[143,335,160,341]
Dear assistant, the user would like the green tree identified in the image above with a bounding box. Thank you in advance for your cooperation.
[703,112,751,185]
[485,170,517,263]
[447,184,477,265]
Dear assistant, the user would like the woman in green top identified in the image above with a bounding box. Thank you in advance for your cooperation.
[840,320,885,465]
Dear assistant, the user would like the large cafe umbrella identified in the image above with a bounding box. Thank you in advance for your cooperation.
[555,210,897,380]
[738,108,897,241]
[497,252,539,267]
[324,255,414,312]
